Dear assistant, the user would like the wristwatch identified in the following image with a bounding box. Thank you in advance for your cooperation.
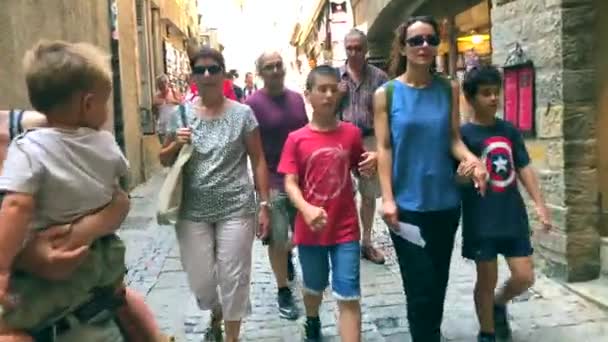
[259,201,271,208]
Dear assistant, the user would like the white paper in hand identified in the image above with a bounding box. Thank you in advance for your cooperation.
[397,222,426,247]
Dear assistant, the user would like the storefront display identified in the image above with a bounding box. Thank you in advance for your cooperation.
[164,42,191,94]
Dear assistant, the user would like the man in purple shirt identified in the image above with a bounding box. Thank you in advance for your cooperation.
[246,51,308,320]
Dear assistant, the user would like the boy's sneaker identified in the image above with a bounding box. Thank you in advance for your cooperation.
[494,304,512,339]
[302,317,322,342]
[278,287,299,320]
[478,332,496,342]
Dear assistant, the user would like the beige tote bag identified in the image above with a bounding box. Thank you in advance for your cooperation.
[156,105,192,225]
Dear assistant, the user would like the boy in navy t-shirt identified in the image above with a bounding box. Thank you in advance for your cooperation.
[457,65,551,342]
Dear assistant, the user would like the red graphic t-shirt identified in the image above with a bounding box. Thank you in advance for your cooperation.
[278,122,364,246]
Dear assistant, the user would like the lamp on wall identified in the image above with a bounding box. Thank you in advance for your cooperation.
[471,34,485,45]
[457,30,491,55]
[457,31,490,44]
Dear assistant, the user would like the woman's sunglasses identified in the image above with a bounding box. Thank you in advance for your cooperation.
[192,65,223,75]
[405,34,440,47]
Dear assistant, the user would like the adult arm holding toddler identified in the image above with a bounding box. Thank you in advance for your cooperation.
[0,110,131,282]
[0,143,130,308]
[14,189,129,281]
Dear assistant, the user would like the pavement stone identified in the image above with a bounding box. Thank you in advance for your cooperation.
[120,174,608,341]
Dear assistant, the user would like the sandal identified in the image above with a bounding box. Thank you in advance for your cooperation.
[156,333,176,342]
[204,309,223,342]
[361,245,385,265]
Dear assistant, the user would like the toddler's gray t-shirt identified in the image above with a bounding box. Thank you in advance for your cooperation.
[0,127,128,230]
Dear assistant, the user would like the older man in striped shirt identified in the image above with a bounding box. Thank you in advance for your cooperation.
[338,28,389,265]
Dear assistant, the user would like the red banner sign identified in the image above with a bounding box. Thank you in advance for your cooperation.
[503,64,535,136]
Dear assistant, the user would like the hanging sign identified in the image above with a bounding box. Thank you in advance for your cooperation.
[503,43,536,137]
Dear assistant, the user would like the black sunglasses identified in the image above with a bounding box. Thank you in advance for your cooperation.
[261,62,284,72]
[345,45,363,52]
[192,65,223,75]
[405,34,440,47]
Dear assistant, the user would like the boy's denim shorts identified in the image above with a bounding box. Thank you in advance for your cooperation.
[298,241,361,301]
[462,236,533,262]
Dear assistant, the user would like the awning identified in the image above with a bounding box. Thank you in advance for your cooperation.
[294,0,327,47]
[290,23,302,46]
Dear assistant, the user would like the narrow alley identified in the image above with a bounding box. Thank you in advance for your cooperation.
[1,1,607,342]
[120,173,608,342]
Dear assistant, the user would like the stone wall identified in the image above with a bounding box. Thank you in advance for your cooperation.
[0,0,111,109]
[116,0,148,188]
[595,0,608,237]
[561,0,599,281]
[0,0,161,189]
[352,0,391,33]
[491,0,599,281]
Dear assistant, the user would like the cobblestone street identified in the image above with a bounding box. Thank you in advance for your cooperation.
[119,174,608,341]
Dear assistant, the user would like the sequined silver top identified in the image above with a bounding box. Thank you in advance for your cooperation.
[168,100,258,222]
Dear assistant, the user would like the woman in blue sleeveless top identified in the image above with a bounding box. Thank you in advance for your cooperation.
[373,16,488,342]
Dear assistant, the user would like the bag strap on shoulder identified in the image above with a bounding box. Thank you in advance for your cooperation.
[385,80,395,128]
[435,75,453,117]
[179,104,187,128]
[384,80,395,147]
[8,109,25,141]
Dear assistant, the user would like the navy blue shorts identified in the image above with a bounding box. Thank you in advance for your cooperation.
[462,237,533,261]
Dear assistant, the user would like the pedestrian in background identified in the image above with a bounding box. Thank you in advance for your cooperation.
[153,74,183,142]
[374,16,487,342]
[243,71,258,100]
[228,69,244,102]
[246,51,308,321]
[159,46,270,342]
[337,29,389,265]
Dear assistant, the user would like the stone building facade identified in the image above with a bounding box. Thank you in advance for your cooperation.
[0,0,200,189]
[491,0,600,282]
[0,1,112,113]
[304,0,605,283]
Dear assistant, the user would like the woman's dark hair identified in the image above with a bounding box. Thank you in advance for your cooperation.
[189,45,225,71]
[388,16,440,78]
[462,65,503,100]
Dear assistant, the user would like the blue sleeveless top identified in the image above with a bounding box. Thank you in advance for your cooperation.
[388,77,460,212]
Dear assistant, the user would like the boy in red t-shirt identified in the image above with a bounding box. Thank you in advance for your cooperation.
[278,65,377,342]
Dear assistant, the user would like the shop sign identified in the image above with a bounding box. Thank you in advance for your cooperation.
[503,43,535,137]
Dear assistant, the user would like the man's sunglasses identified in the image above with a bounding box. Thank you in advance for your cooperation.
[346,45,363,52]
[192,65,223,75]
[405,34,440,47]
[261,62,284,72]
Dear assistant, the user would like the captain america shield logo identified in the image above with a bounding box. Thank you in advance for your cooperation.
[480,136,516,192]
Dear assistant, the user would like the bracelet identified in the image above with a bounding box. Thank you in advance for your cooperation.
[259,201,271,208]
